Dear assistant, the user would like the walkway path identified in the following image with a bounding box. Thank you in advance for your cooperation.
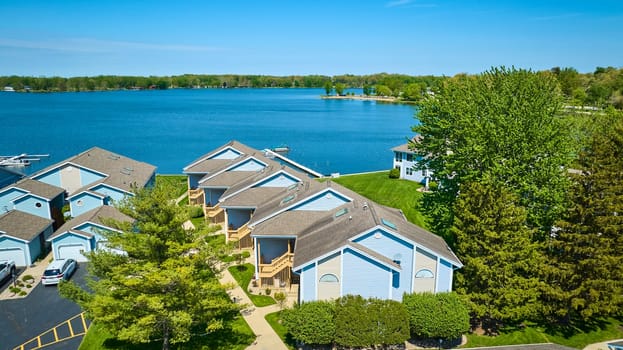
[219,266,289,350]
[583,339,622,350]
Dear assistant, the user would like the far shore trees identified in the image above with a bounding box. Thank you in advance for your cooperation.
[59,185,238,350]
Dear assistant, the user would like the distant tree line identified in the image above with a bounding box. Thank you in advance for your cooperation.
[1,66,621,108]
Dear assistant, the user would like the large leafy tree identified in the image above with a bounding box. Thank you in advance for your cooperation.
[60,186,238,350]
[413,67,573,242]
[453,181,544,327]
[543,109,623,323]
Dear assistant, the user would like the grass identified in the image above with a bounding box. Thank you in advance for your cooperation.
[227,263,276,307]
[265,311,296,350]
[156,174,188,199]
[330,171,428,228]
[79,317,255,350]
[463,318,623,349]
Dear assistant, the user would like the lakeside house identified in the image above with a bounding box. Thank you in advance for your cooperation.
[391,136,432,186]
[184,141,461,302]
[0,147,155,265]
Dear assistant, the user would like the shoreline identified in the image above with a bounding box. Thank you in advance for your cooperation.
[320,94,416,105]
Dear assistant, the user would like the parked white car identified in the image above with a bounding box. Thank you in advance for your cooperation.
[41,259,77,286]
[0,259,16,282]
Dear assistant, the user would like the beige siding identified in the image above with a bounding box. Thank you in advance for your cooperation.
[317,252,341,300]
[413,248,437,293]
[60,165,82,194]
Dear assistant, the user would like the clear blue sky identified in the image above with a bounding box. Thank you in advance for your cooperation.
[0,0,621,77]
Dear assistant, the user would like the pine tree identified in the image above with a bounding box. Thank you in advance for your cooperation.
[543,110,623,323]
[453,180,544,329]
[60,185,238,350]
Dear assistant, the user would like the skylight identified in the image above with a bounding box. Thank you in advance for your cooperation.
[335,208,348,218]
[282,194,295,204]
[381,218,397,230]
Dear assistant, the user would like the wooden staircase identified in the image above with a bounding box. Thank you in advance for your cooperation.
[188,188,204,205]
[258,251,294,287]
[206,204,225,224]
[228,223,252,248]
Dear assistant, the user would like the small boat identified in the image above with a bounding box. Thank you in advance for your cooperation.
[271,145,290,153]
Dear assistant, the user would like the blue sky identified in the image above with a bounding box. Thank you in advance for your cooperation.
[0,0,621,77]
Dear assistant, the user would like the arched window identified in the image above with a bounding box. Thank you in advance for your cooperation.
[319,273,339,283]
[415,269,434,278]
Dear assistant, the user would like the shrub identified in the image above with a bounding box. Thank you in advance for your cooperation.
[274,292,287,309]
[22,274,35,283]
[282,300,336,345]
[403,292,470,340]
[9,286,21,295]
[335,295,409,348]
[19,291,27,296]
[187,205,204,218]
[265,288,271,295]
[389,168,400,179]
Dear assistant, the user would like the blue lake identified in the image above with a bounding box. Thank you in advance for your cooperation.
[0,89,417,175]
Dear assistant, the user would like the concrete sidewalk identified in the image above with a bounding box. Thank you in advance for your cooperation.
[220,266,290,350]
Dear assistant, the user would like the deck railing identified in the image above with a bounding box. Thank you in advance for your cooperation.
[259,252,294,279]
[188,189,204,206]
[228,223,251,242]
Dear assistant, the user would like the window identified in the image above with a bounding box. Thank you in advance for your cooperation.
[415,269,435,278]
[406,167,413,176]
[394,152,402,162]
[319,274,339,283]
[406,153,414,162]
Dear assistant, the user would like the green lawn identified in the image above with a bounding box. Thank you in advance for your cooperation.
[79,317,255,350]
[227,264,276,307]
[463,318,623,349]
[330,171,428,228]
[156,174,188,199]
[265,311,296,350]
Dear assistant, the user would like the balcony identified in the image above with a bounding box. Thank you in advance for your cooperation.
[188,189,204,206]
[206,204,225,224]
[258,251,294,285]
[228,223,252,247]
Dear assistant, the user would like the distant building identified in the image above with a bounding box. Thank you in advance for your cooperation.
[391,136,432,186]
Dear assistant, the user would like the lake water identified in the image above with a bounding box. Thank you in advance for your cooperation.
[0,89,417,175]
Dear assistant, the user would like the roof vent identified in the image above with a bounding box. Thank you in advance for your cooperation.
[362,202,368,210]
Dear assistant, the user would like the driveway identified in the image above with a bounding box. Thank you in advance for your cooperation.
[0,264,87,350]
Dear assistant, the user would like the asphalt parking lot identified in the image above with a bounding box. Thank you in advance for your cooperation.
[0,264,87,350]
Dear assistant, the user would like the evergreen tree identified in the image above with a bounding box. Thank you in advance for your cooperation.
[453,181,544,328]
[543,110,623,323]
[60,185,238,350]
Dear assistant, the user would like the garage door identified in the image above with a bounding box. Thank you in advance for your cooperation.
[0,247,27,266]
[58,244,88,262]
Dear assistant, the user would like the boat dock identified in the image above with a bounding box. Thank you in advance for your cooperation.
[0,153,49,167]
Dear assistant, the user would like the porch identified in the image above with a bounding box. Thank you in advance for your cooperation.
[228,223,253,249]
[256,238,295,288]
[188,188,204,206]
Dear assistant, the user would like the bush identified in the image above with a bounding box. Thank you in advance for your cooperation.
[389,168,400,179]
[187,205,204,218]
[22,274,35,283]
[282,300,336,346]
[335,295,409,348]
[403,292,470,340]
[274,292,287,309]
[265,288,271,295]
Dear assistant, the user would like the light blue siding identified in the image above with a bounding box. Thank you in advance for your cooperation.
[34,171,61,187]
[258,238,289,263]
[436,259,453,292]
[90,184,128,203]
[227,208,252,229]
[230,159,265,171]
[13,195,50,219]
[188,175,202,189]
[70,193,104,217]
[256,173,299,188]
[354,229,414,300]
[204,189,226,206]
[292,190,350,211]
[210,148,241,160]
[300,264,316,302]
[74,223,114,242]
[0,188,27,212]
[79,167,106,186]
[27,235,43,264]
[342,248,391,299]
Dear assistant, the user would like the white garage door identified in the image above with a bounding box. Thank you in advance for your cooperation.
[0,247,27,266]
[58,244,88,262]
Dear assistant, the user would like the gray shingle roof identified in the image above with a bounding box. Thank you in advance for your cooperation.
[33,147,156,196]
[220,187,285,208]
[0,210,53,242]
[183,141,263,174]
[50,205,134,240]
[200,171,257,188]
[391,135,422,154]
[1,178,65,201]
[252,210,329,236]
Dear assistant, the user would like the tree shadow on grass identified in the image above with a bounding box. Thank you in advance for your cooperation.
[543,317,612,339]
